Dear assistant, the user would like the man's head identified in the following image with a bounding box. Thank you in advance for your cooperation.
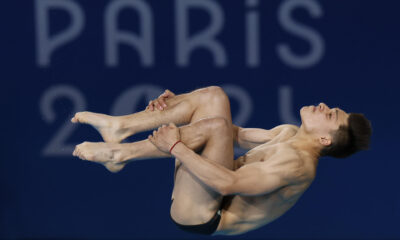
[300,103,372,158]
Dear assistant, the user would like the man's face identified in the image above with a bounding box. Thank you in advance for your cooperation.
[300,103,349,139]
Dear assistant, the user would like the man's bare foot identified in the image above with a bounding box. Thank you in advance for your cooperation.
[71,112,131,143]
[73,142,126,173]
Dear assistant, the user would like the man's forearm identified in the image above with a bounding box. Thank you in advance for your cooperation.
[234,124,299,149]
[232,125,262,149]
[171,142,235,195]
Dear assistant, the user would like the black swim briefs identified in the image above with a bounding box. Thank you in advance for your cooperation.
[170,200,222,235]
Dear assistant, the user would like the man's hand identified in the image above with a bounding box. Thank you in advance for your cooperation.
[148,123,181,153]
[146,89,175,111]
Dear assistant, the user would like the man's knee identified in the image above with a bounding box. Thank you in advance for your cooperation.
[202,117,231,137]
[197,86,229,104]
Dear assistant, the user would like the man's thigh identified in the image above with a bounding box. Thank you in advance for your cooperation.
[170,118,234,225]
[164,86,233,124]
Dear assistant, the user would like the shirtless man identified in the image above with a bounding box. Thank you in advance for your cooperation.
[71,86,372,236]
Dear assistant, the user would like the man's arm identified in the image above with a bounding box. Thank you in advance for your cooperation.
[233,124,298,150]
[147,123,298,196]
[171,143,299,196]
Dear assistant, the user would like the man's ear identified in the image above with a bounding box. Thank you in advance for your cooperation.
[319,136,332,146]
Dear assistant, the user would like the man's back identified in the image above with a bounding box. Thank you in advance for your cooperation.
[214,125,316,236]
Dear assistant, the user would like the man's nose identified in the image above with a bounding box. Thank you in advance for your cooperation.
[318,103,329,111]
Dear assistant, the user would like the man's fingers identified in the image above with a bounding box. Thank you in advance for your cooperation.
[157,102,167,109]
[162,89,174,98]
[161,90,169,97]
[165,89,175,97]
[148,135,154,144]
[148,100,154,111]
[147,89,174,112]
[155,102,163,110]
[159,98,167,108]
[161,91,171,100]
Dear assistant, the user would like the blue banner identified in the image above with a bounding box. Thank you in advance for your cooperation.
[2,0,399,239]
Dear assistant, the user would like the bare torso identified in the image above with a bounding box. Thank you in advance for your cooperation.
[214,126,316,236]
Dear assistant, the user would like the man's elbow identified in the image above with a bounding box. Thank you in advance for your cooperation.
[219,186,233,196]
[218,178,237,196]
[232,125,241,143]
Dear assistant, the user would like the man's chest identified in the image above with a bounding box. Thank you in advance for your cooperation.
[235,144,282,169]
[235,129,298,169]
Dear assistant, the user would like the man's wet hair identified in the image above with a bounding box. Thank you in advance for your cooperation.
[320,113,372,158]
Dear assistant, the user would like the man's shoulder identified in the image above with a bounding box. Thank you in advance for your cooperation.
[269,146,315,183]
[274,124,299,131]
[271,124,299,138]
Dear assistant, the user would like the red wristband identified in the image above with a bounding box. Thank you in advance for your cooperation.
[169,140,182,154]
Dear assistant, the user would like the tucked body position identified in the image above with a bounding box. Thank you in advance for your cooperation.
[71,86,372,236]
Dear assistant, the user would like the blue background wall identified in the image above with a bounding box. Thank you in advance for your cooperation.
[2,0,399,239]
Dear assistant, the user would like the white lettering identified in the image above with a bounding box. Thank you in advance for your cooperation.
[176,0,227,67]
[35,0,84,67]
[105,0,154,67]
[277,0,324,68]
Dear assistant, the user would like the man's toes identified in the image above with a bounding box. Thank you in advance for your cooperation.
[80,154,87,160]
[80,150,95,161]
[75,142,87,150]
[73,148,77,156]
[73,145,81,156]
[71,112,82,123]
[71,116,77,123]
[71,112,87,123]
[77,152,87,160]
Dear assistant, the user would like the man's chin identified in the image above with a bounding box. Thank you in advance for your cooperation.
[299,107,308,123]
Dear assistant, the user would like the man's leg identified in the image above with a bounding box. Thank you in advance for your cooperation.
[75,117,233,224]
[75,116,234,225]
[73,117,220,171]
[71,86,232,143]
[170,117,233,225]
